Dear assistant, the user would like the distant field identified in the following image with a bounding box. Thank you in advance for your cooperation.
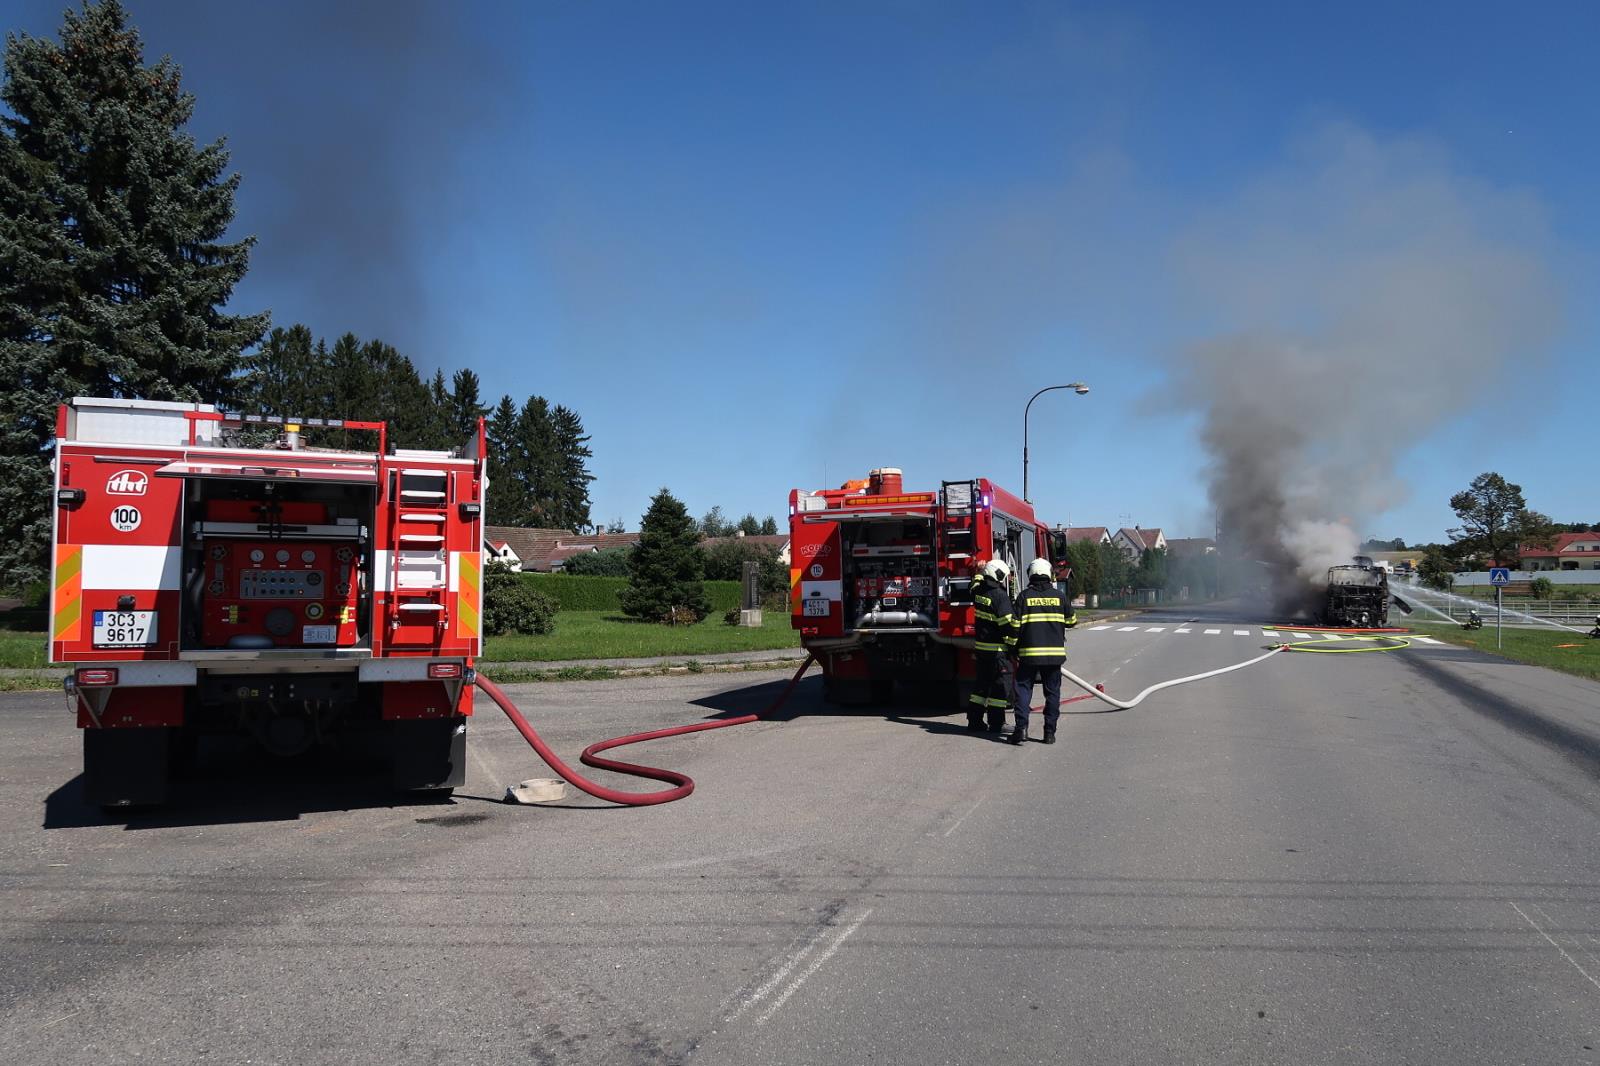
[1408,621,1600,683]
[1446,583,1600,602]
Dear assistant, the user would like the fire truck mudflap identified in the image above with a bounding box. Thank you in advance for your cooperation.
[51,398,485,808]
[789,468,1063,708]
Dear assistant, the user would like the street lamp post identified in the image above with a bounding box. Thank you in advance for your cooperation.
[1023,382,1089,503]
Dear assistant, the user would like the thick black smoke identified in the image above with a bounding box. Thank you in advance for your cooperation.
[1160,125,1561,608]
[12,0,523,348]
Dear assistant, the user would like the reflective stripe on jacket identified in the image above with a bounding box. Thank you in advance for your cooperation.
[1015,580,1068,659]
[972,582,1017,653]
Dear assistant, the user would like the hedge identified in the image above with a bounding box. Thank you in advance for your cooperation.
[519,573,743,613]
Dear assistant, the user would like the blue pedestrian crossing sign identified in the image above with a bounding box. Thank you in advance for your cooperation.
[1489,567,1511,587]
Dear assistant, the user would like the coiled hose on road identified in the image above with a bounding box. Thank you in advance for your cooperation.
[474,655,815,807]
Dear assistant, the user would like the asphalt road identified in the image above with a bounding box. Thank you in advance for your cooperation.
[4,603,1600,1065]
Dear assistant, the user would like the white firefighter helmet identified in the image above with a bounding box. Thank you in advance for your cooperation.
[984,558,1010,583]
[1027,558,1053,580]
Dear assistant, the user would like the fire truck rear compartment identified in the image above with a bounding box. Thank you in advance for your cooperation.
[841,517,938,631]
[181,476,376,652]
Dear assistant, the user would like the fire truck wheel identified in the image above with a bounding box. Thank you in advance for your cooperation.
[391,717,467,795]
[83,728,171,810]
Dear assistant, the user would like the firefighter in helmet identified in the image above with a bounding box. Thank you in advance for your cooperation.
[1009,557,1070,745]
[968,558,1018,733]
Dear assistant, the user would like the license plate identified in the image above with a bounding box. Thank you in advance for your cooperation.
[93,610,158,648]
[803,598,831,617]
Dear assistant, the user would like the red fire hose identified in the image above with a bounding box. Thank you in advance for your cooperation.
[474,655,815,807]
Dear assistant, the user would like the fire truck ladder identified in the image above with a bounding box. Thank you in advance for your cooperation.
[941,479,980,605]
[388,464,452,635]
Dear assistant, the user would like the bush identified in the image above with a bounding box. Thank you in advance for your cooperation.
[1529,576,1555,600]
[562,547,631,577]
[519,573,743,613]
[483,564,557,636]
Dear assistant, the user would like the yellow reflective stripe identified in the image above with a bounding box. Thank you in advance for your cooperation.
[974,641,1007,652]
[1018,612,1069,623]
[1018,648,1066,657]
[53,545,82,642]
[985,697,1011,708]
[455,551,480,641]
[973,609,998,622]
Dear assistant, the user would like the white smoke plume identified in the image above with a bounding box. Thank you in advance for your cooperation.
[1159,125,1562,605]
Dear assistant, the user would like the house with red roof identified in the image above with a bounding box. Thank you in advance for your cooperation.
[1113,526,1166,562]
[1519,532,1600,572]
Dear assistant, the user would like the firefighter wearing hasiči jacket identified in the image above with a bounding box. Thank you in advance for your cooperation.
[1009,558,1069,746]
[968,558,1018,733]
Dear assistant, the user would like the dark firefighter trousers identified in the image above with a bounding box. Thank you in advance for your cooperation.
[1014,658,1064,736]
[969,649,1014,728]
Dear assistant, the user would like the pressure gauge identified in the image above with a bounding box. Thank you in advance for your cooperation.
[276,549,290,563]
[301,549,316,564]
[250,549,264,563]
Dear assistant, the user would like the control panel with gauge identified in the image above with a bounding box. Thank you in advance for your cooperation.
[200,540,363,648]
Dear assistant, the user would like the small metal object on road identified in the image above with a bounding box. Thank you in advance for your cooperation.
[505,778,567,804]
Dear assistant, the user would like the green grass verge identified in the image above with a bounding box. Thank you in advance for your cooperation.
[0,631,47,669]
[0,609,802,669]
[1408,621,1600,683]
[481,609,800,663]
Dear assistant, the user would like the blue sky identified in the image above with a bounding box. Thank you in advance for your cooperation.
[11,0,1595,541]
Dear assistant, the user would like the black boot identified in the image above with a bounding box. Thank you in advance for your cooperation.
[1043,728,1056,745]
[1008,727,1026,745]
[967,715,985,732]
[986,713,1005,733]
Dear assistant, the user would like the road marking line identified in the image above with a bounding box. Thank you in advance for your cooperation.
[1118,626,1139,632]
[1233,629,1251,636]
[1533,904,1600,972]
[1089,625,1111,631]
[944,796,985,838]
[1511,901,1600,995]
[728,918,836,1020]
[757,909,873,1025]
[1145,627,1166,632]
[1321,633,1343,640]
[1174,627,1192,634]
[1203,628,1221,635]
[1413,636,1444,645]
[1261,630,1280,639]
[1291,632,1313,639]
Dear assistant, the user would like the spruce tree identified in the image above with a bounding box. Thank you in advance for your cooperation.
[550,404,594,532]
[620,489,711,624]
[0,0,267,585]
[448,368,487,445]
[485,394,530,526]
[516,396,559,526]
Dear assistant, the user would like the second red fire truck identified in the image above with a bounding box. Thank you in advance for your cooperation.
[789,468,1067,706]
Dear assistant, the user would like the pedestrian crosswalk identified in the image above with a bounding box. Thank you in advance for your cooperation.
[1081,624,1446,646]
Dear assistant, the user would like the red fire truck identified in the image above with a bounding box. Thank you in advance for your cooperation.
[788,468,1066,706]
[50,398,486,807]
